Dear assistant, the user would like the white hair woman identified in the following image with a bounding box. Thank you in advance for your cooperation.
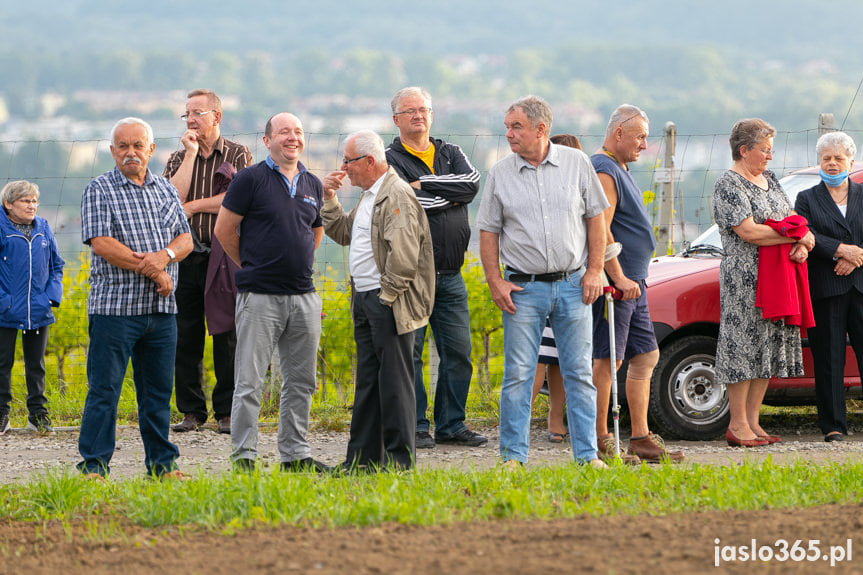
[794,131,863,442]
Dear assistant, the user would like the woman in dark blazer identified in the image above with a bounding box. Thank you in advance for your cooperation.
[794,131,863,442]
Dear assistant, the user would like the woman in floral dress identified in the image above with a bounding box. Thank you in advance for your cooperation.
[713,118,815,447]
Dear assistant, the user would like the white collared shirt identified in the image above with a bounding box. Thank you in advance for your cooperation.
[350,173,386,292]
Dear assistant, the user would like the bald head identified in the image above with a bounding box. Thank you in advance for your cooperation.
[264,113,305,167]
[265,112,302,138]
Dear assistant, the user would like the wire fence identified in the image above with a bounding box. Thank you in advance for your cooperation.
[1,126,857,398]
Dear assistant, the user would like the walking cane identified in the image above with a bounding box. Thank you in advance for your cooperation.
[602,242,623,458]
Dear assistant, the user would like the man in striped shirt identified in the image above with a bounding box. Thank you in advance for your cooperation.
[163,89,253,434]
[78,117,192,478]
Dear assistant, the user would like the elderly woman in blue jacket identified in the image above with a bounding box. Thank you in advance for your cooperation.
[0,180,64,434]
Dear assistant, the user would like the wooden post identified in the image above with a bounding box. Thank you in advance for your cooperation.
[655,122,676,255]
[818,113,834,138]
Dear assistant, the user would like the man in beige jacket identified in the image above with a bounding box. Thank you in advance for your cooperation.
[322,129,434,472]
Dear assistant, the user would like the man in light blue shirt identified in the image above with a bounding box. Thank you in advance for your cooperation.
[477,95,608,469]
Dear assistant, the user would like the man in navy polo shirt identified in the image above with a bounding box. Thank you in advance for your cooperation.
[213,112,328,473]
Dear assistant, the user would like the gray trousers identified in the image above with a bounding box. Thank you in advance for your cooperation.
[230,291,322,463]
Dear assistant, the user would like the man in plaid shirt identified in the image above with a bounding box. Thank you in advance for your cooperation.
[77,117,193,479]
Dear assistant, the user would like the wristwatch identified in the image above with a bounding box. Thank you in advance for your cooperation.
[165,247,176,263]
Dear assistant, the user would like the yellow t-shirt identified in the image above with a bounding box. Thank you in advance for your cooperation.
[402,141,436,173]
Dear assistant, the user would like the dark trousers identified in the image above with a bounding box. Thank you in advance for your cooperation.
[413,272,473,436]
[78,314,179,476]
[174,252,236,421]
[346,290,416,470]
[0,326,49,415]
[808,289,863,435]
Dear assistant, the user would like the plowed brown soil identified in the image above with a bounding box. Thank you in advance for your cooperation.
[3,504,860,574]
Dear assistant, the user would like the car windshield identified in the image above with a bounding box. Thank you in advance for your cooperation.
[687,226,722,251]
[778,173,821,205]
[685,171,823,254]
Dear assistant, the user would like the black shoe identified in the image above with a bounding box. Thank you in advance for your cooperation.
[331,460,372,475]
[173,414,202,432]
[435,428,488,447]
[415,430,435,449]
[825,433,845,443]
[0,411,9,435]
[232,458,256,473]
[26,413,54,434]
[281,457,331,473]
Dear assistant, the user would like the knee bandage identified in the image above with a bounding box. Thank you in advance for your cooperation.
[626,349,659,381]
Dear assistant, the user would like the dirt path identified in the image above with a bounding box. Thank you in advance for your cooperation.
[1,423,862,482]
[3,423,862,574]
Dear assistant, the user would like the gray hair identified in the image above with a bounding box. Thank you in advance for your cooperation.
[187,88,222,112]
[110,117,154,146]
[816,131,857,160]
[390,86,432,114]
[729,118,775,161]
[506,95,553,132]
[347,130,387,164]
[606,104,649,135]
[1,180,39,205]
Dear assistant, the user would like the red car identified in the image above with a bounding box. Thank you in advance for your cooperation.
[645,166,863,440]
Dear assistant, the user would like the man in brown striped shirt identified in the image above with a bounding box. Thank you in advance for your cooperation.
[163,89,253,434]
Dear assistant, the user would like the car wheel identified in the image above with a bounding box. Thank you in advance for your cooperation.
[648,335,728,440]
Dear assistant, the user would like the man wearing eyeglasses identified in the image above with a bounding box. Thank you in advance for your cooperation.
[591,104,683,464]
[321,130,435,472]
[163,89,253,435]
[384,87,486,450]
[213,112,328,472]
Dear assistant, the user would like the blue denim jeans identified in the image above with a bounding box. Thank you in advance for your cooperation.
[499,269,597,463]
[77,314,180,477]
[414,272,473,436]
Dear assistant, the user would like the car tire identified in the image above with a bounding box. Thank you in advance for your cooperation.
[648,335,729,440]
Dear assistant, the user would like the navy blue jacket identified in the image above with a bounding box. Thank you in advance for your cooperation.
[0,210,64,330]
[386,137,479,273]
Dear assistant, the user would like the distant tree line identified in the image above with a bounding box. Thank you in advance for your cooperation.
[1,44,859,136]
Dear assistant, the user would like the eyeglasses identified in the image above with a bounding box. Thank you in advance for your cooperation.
[759,148,775,156]
[342,154,368,166]
[394,107,432,117]
[16,199,39,206]
[180,110,214,120]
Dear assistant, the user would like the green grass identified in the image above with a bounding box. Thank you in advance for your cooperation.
[1,459,861,531]
[4,358,504,431]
